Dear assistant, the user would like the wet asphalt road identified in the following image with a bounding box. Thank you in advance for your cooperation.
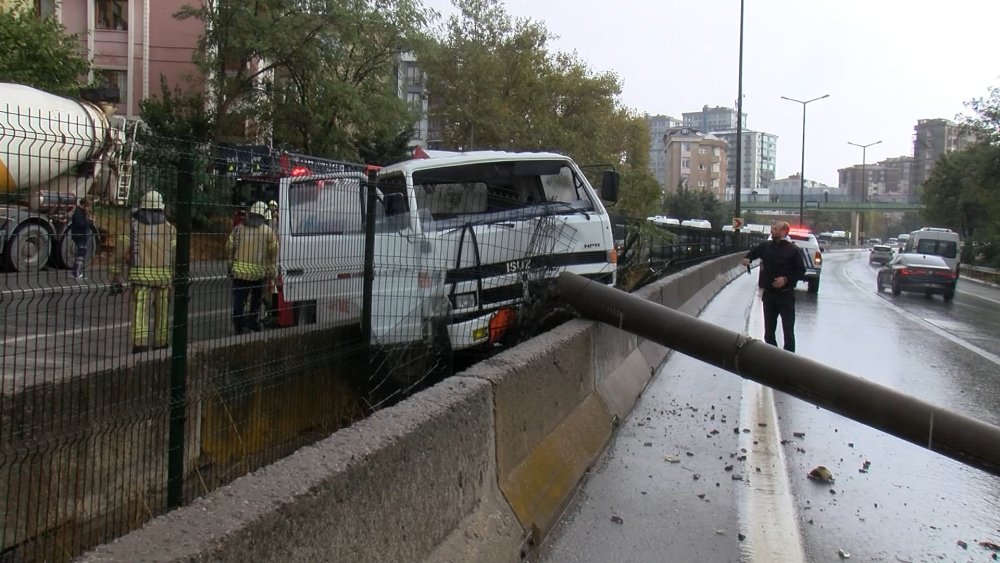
[0,262,235,385]
[539,250,1000,562]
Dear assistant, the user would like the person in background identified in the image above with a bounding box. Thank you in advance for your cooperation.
[69,198,95,279]
[111,190,176,354]
[741,221,806,352]
[227,201,278,334]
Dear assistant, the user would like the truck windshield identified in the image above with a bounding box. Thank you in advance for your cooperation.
[411,160,594,229]
[287,177,364,235]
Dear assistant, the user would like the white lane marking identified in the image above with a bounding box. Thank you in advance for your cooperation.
[738,285,807,563]
[5,308,231,345]
[0,275,230,298]
[842,257,1000,368]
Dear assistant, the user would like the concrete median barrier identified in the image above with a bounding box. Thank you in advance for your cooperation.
[78,253,747,561]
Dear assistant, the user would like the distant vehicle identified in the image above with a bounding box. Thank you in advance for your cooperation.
[903,227,960,272]
[887,237,899,246]
[876,253,956,301]
[869,244,895,266]
[896,233,910,249]
[722,225,734,232]
[680,219,712,229]
[746,224,767,234]
[647,216,680,226]
[788,228,822,293]
[868,237,882,245]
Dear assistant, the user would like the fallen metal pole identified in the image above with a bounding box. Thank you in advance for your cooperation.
[557,271,1000,477]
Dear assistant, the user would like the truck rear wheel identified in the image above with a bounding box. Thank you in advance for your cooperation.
[53,227,97,270]
[4,223,51,273]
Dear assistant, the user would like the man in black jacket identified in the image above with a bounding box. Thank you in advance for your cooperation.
[741,221,806,352]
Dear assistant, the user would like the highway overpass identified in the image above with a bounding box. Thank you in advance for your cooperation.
[740,199,924,213]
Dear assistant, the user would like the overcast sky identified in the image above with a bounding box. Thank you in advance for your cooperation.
[422,0,1000,187]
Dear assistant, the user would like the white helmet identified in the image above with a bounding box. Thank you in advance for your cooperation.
[249,201,268,217]
[140,190,165,210]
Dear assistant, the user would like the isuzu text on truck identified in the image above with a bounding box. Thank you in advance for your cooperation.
[276,150,619,351]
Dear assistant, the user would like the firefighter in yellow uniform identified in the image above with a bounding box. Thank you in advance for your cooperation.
[111,190,177,354]
[227,201,278,334]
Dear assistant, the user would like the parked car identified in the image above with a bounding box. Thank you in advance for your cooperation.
[876,253,957,301]
[869,244,895,265]
[788,228,822,293]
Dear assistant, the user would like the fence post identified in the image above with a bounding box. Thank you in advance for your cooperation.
[361,169,378,346]
[167,148,194,508]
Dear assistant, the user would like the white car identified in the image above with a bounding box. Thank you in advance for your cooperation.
[788,228,822,293]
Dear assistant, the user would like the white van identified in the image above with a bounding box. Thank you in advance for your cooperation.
[903,227,960,272]
[277,151,619,351]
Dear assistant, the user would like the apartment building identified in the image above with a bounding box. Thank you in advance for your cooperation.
[681,105,746,132]
[911,118,976,192]
[838,156,914,201]
[645,114,681,189]
[712,129,777,199]
[662,127,728,199]
[25,1,204,118]
[396,52,430,149]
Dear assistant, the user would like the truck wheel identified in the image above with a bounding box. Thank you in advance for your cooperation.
[54,228,97,270]
[4,223,51,273]
[807,278,820,294]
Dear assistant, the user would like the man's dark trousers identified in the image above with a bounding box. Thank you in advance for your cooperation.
[761,289,796,352]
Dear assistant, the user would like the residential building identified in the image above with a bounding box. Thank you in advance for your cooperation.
[681,105,746,133]
[645,114,681,188]
[396,52,429,149]
[911,119,976,194]
[878,156,914,199]
[712,130,778,199]
[36,1,205,118]
[662,127,728,200]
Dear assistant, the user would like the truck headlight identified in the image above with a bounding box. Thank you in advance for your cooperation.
[453,292,476,309]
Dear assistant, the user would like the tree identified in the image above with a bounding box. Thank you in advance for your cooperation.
[416,0,644,174]
[617,168,661,217]
[921,142,1000,240]
[662,184,702,220]
[0,0,89,94]
[175,0,428,162]
[961,85,1000,144]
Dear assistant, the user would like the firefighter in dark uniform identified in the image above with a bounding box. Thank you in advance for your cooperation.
[741,220,806,352]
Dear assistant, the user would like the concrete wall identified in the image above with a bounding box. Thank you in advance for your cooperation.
[0,326,365,561]
[79,254,747,562]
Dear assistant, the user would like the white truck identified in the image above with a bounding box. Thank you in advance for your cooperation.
[0,83,133,272]
[276,150,620,351]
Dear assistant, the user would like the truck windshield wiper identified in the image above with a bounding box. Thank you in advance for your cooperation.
[542,201,591,220]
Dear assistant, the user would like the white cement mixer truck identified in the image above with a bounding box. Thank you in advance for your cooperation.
[1,83,134,272]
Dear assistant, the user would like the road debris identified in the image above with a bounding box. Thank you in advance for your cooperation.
[980,540,1000,551]
[610,515,623,525]
[664,455,681,463]
[838,548,851,558]
[957,539,968,549]
[793,431,806,438]
[808,465,835,483]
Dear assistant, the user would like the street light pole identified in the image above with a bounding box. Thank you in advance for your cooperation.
[847,140,881,202]
[781,94,829,226]
[734,0,745,243]
[848,140,881,243]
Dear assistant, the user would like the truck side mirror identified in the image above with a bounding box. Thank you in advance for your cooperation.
[601,170,620,203]
[383,192,408,216]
